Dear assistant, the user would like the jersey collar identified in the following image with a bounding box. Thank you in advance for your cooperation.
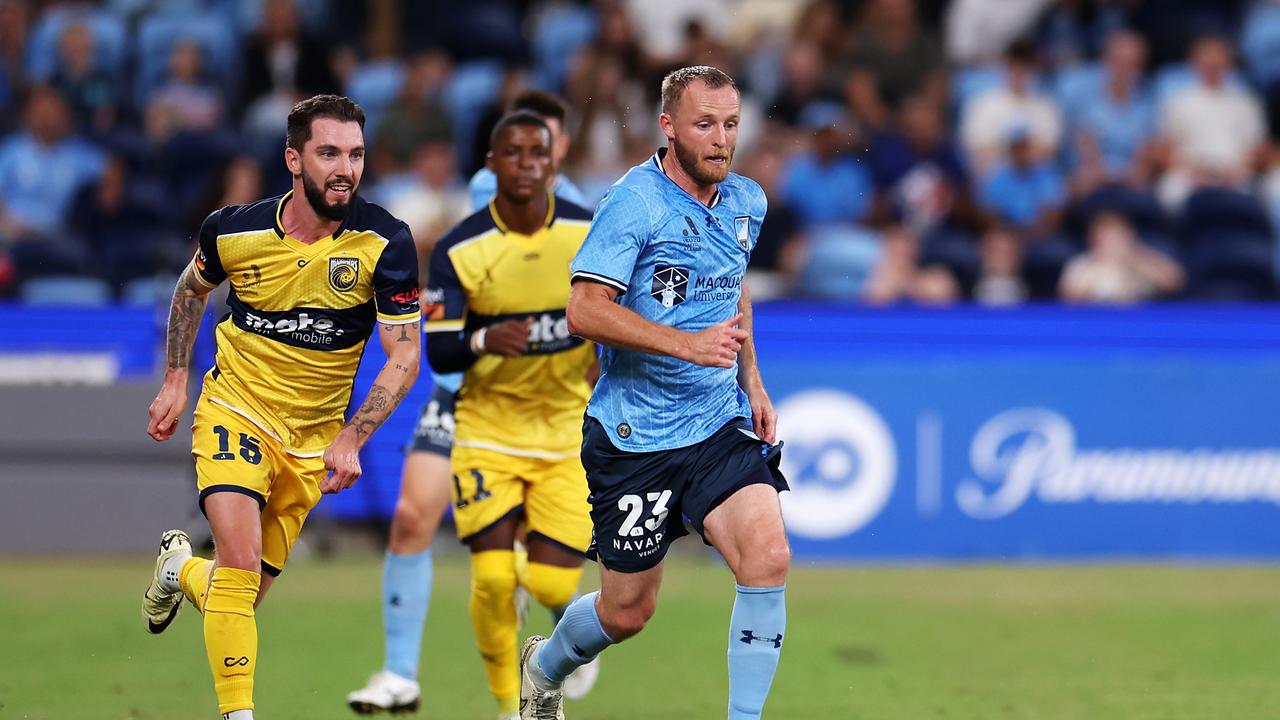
[488,191,556,235]
[274,190,352,257]
[651,147,722,209]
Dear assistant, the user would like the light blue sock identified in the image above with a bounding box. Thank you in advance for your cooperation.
[382,549,433,680]
[727,584,786,720]
[535,591,614,683]
[550,593,578,625]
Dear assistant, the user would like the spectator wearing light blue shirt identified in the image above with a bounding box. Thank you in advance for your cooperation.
[980,126,1066,234]
[780,101,874,228]
[468,89,585,209]
[0,86,105,280]
[1074,31,1156,189]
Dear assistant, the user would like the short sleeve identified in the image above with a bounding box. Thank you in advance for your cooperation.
[468,169,497,211]
[192,209,226,287]
[373,223,421,325]
[423,237,468,334]
[570,185,649,292]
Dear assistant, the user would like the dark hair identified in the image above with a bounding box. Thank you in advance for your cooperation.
[489,110,551,150]
[286,94,365,151]
[1004,38,1037,65]
[660,65,738,115]
[511,89,568,125]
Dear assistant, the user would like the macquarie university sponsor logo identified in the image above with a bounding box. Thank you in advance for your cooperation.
[328,257,359,292]
[777,390,897,539]
[651,265,689,307]
[956,408,1280,519]
[691,274,742,302]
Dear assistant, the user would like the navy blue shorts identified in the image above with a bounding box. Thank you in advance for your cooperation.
[582,416,788,573]
[406,385,457,457]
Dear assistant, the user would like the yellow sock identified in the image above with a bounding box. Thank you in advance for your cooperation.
[525,562,583,611]
[204,566,260,714]
[469,550,519,710]
[514,540,531,590]
[179,557,214,613]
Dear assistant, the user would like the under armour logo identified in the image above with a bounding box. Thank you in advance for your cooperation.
[572,644,587,657]
[740,630,783,648]
[223,656,250,667]
[389,594,401,607]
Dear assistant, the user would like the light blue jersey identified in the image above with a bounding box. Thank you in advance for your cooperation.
[570,149,766,452]
[468,167,587,211]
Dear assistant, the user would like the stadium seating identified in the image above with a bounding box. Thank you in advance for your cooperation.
[19,275,112,306]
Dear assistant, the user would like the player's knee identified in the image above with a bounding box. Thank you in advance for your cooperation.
[389,497,431,549]
[525,563,580,609]
[214,547,261,573]
[599,598,656,641]
[470,552,518,602]
[738,539,791,587]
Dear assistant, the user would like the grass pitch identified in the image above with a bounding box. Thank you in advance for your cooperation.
[1,554,1277,719]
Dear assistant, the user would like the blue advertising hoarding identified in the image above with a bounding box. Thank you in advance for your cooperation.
[332,303,1280,561]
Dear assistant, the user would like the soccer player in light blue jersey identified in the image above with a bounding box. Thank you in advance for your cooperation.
[518,66,790,720]
[469,90,586,210]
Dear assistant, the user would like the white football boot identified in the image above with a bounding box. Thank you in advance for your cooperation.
[518,636,565,720]
[141,529,191,634]
[346,670,421,715]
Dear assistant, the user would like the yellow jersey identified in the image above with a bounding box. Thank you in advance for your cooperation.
[193,191,420,456]
[424,195,594,459]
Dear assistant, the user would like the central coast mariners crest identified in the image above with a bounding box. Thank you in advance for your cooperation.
[329,257,359,292]
[651,265,689,308]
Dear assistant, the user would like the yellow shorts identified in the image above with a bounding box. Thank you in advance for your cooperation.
[450,443,593,554]
[191,398,324,577]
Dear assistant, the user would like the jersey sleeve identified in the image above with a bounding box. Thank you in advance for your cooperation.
[373,223,422,325]
[423,237,468,334]
[192,208,226,288]
[570,185,648,292]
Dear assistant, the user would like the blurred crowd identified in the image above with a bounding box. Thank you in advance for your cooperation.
[2,0,1280,305]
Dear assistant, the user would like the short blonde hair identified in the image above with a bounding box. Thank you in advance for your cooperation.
[660,66,738,116]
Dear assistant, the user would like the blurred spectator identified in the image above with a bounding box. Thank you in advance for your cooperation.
[0,0,30,119]
[947,0,1054,64]
[1073,31,1156,192]
[1059,211,1185,302]
[794,0,850,64]
[972,225,1028,305]
[144,40,224,143]
[622,0,732,66]
[979,126,1065,234]
[864,226,960,304]
[1155,34,1266,210]
[739,142,806,300]
[781,102,874,228]
[50,21,118,135]
[1035,0,1132,68]
[0,86,105,246]
[766,42,830,128]
[564,50,651,202]
[374,49,452,178]
[960,39,1063,176]
[68,154,178,290]
[372,137,470,279]
[842,0,946,130]
[869,94,972,236]
[240,0,339,139]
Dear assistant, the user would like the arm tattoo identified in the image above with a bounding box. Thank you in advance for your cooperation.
[396,321,419,342]
[344,382,408,440]
[166,267,210,370]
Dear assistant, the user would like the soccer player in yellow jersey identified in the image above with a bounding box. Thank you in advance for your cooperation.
[140,95,422,720]
[423,111,595,720]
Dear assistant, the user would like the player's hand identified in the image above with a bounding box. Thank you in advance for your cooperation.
[484,317,532,357]
[321,429,362,494]
[147,370,189,441]
[748,387,778,445]
[683,313,747,368]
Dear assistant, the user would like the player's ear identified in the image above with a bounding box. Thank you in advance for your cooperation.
[484,150,496,173]
[284,146,301,177]
[659,112,676,142]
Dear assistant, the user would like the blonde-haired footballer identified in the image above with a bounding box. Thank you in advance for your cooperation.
[141,94,421,720]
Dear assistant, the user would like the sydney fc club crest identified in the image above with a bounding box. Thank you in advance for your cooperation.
[329,257,359,292]
[651,265,689,308]
[734,216,751,252]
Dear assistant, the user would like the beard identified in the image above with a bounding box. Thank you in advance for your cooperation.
[300,168,356,222]
[672,136,732,185]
